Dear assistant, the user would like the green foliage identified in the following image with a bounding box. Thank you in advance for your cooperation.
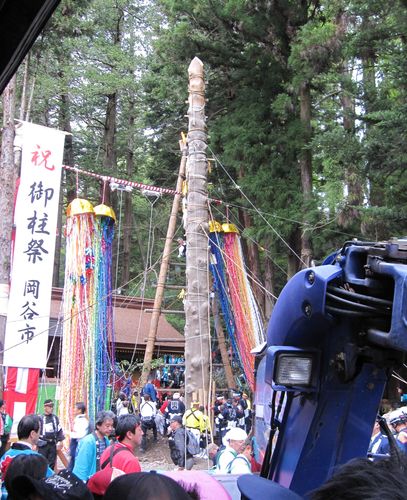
[11,0,407,316]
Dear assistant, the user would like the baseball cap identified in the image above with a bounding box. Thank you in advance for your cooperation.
[238,474,303,500]
[173,392,180,399]
[170,415,183,424]
[12,470,93,499]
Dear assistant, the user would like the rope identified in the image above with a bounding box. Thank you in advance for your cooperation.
[207,145,308,267]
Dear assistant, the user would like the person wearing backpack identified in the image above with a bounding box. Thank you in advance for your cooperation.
[168,416,194,470]
[228,440,253,474]
[139,394,158,452]
[183,401,204,442]
[87,414,142,498]
[73,410,115,481]
[214,427,247,474]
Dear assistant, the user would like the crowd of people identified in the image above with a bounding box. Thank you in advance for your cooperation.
[368,405,407,458]
[2,385,405,499]
[0,404,210,499]
[0,384,254,499]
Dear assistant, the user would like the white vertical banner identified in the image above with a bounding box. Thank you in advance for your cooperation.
[4,122,66,368]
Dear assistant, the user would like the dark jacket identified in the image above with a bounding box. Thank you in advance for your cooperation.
[169,427,192,467]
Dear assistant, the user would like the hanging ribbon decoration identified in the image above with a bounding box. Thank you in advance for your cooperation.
[209,223,244,379]
[60,198,96,432]
[209,221,265,391]
[93,203,116,418]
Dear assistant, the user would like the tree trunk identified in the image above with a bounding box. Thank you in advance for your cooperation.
[184,57,210,406]
[19,55,30,121]
[340,62,363,227]
[54,90,74,287]
[121,99,135,290]
[0,76,17,377]
[263,252,275,321]
[287,228,301,279]
[299,82,313,269]
[238,207,264,312]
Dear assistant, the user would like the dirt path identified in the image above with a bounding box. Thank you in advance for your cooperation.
[138,433,211,472]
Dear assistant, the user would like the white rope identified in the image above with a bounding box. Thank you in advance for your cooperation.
[208,200,288,278]
[208,145,308,268]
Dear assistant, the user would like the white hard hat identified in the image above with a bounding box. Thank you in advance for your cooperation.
[225,427,248,442]
[389,407,407,426]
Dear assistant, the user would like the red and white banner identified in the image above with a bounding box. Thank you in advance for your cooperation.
[4,122,66,368]
[3,367,40,419]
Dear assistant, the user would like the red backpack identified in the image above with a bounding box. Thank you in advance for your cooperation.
[87,445,132,496]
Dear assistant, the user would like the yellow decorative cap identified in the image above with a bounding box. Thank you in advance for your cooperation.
[94,204,116,222]
[222,223,239,234]
[209,220,223,233]
[66,198,94,217]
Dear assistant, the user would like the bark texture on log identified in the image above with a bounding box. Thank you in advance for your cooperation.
[0,76,17,375]
[184,58,210,406]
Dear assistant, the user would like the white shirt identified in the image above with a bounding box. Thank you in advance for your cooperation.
[229,454,252,474]
[214,445,237,474]
[140,400,157,418]
[71,414,89,440]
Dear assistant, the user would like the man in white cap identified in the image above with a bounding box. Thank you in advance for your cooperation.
[214,427,247,474]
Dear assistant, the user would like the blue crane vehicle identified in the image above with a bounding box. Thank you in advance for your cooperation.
[247,238,407,497]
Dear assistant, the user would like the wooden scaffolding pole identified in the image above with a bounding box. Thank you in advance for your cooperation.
[140,139,187,387]
[184,57,210,406]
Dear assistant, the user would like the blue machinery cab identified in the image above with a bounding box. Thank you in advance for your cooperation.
[252,239,407,496]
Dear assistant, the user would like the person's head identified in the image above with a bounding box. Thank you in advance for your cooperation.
[224,427,248,453]
[173,393,180,400]
[241,440,253,460]
[309,454,407,500]
[104,471,193,500]
[169,415,183,432]
[0,399,5,413]
[4,453,48,499]
[95,410,115,437]
[119,392,126,401]
[43,399,54,415]
[17,414,41,444]
[191,401,199,410]
[75,402,86,416]
[144,394,151,402]
[207,443,219,460]
[389,407,407,433]
[116,414,142,449]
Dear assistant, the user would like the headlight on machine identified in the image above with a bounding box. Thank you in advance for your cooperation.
[275,355,313,386]
[266,346,319,392]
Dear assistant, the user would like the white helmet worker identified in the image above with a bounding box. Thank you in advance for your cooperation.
[222,427,248,450]
[216,428,249,474]
[389,407,407,428]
